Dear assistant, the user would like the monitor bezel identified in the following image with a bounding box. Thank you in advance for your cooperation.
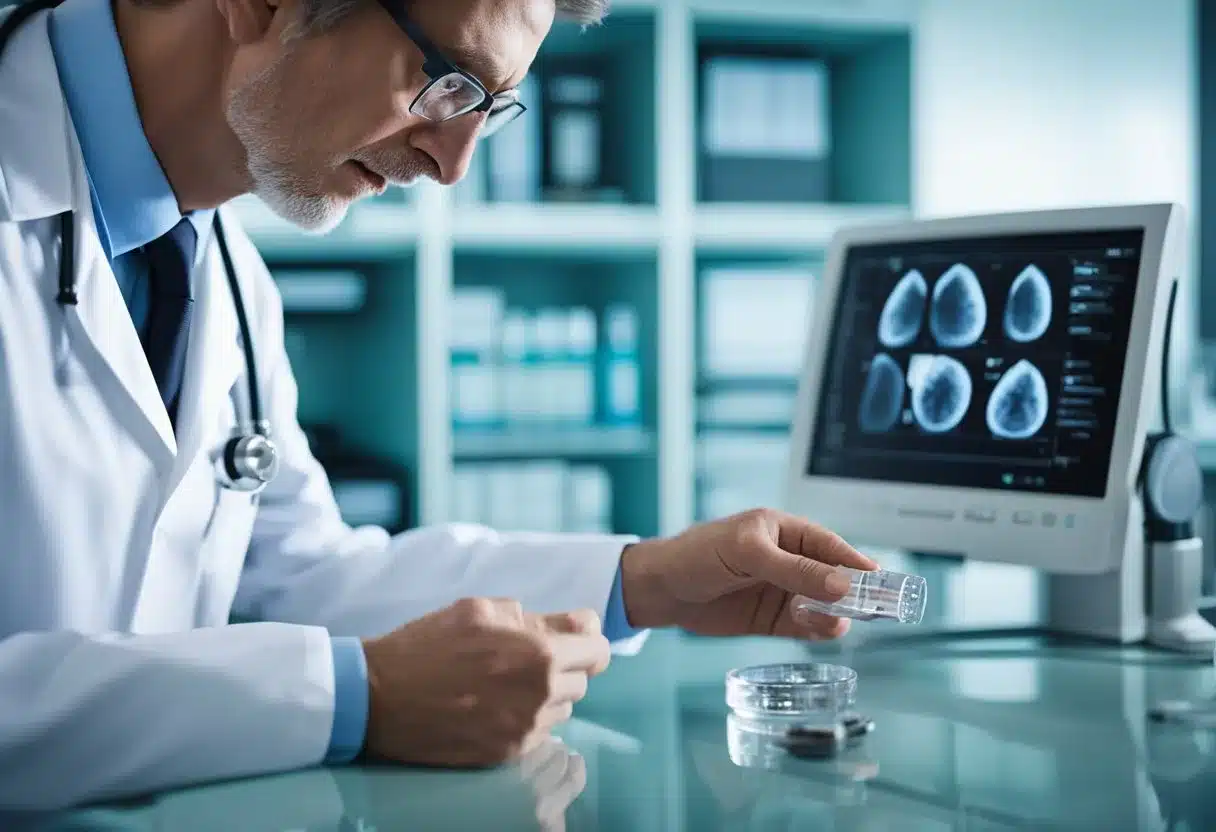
[785,203,1185,574]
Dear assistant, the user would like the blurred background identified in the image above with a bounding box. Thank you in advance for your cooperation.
[229,0,1211,623]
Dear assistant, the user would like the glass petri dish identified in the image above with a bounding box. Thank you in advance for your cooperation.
[725,662,858,722]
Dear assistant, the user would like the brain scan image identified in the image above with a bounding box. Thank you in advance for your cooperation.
[878,269,927,349]
[858,353,906,433]
[929,264,987,349]
[908,354,972,434]
[1003,265,1052,343]
[986,359,1049,440]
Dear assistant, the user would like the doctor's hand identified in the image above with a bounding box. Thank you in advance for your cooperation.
[361,598,610,769]
[618,509,878,641]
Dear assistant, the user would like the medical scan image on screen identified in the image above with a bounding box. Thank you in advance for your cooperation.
[807,229,1145,496]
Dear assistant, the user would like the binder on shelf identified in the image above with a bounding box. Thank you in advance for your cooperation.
[696,430,790,522]
[541,58,622,203]
[700,267,814,381]
[699,51,832,203]
[454,460,614,534]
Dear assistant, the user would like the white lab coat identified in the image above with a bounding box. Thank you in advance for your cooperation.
[0,8,646,812]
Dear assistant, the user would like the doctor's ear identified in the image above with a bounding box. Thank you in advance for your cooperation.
[216,0,284,44]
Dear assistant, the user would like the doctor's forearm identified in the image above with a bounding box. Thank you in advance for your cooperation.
[0,625,335,811]
[238,524,647,643]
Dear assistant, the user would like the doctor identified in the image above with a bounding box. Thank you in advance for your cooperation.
[0,0,876,811]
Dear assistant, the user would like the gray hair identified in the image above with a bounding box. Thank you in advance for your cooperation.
[131,0,608,32]
[299,0,609,32]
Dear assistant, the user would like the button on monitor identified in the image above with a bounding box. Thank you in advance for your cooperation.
[963,507,996,523]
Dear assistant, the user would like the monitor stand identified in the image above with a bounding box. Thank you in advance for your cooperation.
[1046,497,1216,653]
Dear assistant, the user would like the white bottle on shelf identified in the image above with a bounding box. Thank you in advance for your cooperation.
[498,310,531,428]
[601,305,641,427]
[449,287,504,430]
[567,307,598,427]
[564,465,613,534]
[534,308,569,425]
[451,464,488,525]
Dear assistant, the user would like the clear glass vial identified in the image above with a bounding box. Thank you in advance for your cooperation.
[793,566,928,624]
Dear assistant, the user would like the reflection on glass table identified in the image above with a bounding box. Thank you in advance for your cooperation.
[14,627,1216,832]
[19,735,589,832]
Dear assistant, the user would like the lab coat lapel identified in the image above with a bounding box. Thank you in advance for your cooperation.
[68,210,179,458]
[0,7,178,462]
[166,231,243,495]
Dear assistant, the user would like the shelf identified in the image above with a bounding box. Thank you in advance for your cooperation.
[688,0,917,29]
[234,198,418,261]
[453,425,655,460]
[693,203,910,252]
[452,204,662,254]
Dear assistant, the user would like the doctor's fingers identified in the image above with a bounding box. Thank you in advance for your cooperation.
[733,516,875,603]
[534,752,587,832]
[517,735,573,779]
[766,511,877,571]
[547,632,611,676]
[776,604,851,641]
[535,700,577,734]
[546,669,590,705]
[539,608,602,636]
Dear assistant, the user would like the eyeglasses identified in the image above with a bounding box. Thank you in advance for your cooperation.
[375,0,526,139]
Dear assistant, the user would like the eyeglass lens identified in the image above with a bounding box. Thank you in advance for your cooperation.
[411,74,525,137]
[413,72,486,121]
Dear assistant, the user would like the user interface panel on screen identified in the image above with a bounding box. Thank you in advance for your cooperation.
[807,229,1145,497]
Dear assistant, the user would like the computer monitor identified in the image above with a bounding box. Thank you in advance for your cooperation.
[786,204,1189,641]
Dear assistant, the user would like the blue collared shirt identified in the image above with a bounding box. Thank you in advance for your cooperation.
[47,0,641,767]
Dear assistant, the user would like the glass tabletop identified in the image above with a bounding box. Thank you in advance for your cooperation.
[11,627,1216,832]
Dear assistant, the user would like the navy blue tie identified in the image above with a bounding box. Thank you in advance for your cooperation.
[141,218,198,427]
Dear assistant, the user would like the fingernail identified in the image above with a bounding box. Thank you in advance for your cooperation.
[826,571,851,595]
[792,605,810,625]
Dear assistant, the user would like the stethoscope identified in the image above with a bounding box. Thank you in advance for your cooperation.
[1,0,280,494]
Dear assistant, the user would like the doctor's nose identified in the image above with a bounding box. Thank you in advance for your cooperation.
[413,114,483,186]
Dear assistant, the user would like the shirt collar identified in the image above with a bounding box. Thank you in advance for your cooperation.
[48,0,213,260]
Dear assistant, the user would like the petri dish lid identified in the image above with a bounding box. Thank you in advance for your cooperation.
[726,662,857,718]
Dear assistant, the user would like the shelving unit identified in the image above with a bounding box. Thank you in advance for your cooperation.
[233,0,915,537]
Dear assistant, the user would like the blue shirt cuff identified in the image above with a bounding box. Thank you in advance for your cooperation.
[603,561,644,642]
[327,636,369,765]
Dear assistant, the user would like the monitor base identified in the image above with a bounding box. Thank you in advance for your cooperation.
[1146,613,1216,654]
[1145,537,1216,654]
[1045,517,1216,653]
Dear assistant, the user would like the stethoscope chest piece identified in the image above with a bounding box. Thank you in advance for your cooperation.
[213,430,279,493]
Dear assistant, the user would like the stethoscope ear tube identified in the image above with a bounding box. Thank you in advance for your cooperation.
[56,209,77,305]
[213,218,266,437]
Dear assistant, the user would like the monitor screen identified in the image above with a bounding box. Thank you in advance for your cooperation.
[806,228,1145,497]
